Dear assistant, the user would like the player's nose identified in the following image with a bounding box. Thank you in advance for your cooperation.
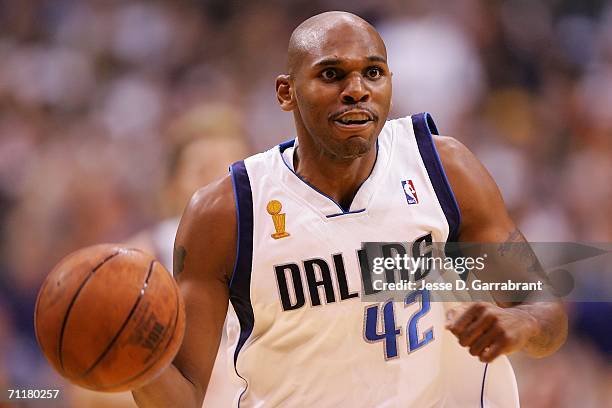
[340,73,370,104]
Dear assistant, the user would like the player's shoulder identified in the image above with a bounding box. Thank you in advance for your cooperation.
[432,135,473,168]
[178,174,236,254]
[176,174,236,281]
[432,134,510,232]
[186,174,235,221]
[432,134,490,187]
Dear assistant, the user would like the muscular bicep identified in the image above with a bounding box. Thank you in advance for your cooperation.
[170,175,236,402]
[434,135,516,243]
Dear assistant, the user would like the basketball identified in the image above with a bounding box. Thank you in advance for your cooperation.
[34,244,186,392]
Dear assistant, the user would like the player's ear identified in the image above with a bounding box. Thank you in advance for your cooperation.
[276,74,295,111]
[389,72,394,113]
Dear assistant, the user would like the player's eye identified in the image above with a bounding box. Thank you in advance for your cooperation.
[366,67,383,79]
[321,69,338,80]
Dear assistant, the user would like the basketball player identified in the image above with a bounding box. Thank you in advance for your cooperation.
[132,12,567,407]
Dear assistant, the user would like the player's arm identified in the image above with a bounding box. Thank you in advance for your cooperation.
[434,135,568,362]
[132,175,236,407]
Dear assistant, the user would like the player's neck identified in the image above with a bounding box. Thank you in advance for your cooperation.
[293,139,376,211]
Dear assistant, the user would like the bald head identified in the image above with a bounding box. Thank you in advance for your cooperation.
[275,11,392,162]
[287,11,386,75]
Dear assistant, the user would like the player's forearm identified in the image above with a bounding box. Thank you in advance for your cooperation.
[132,363,202,408]
[512,301,567,358]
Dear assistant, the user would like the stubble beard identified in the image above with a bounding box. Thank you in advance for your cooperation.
[325,137,372,161]
[294,108,376,161]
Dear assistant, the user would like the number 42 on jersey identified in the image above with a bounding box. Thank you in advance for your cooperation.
[364,290,434,360]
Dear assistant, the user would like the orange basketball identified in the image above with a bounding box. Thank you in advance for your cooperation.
[34,244,186,392]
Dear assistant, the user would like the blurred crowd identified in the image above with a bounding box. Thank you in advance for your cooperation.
[0,0,610,406]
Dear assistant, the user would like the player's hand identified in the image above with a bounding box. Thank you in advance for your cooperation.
[445,302,539,363]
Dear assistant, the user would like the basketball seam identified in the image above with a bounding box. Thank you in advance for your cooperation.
[98,273,182,390]
[79,259,156,380]
[57,250,120,372]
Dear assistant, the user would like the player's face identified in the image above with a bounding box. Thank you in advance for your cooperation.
[292,25,392,159]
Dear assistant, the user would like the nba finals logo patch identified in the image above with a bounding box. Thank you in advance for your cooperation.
[267,199,290,239]
[401,180,419,205]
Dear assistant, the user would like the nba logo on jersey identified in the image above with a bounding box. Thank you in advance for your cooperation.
[401,179,419,204]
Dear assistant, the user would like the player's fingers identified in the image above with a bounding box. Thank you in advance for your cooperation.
[445,302,472,325]
[446,303,485,334]
[480,340,506,363]
[445,304,473,331]
[458,313,496,348]
[468,325,500,356]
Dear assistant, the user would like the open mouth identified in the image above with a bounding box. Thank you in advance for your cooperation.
[335,118,372,125]
[333,111,375,127]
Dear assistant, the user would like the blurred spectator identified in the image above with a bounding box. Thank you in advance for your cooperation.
[0,1,610,406]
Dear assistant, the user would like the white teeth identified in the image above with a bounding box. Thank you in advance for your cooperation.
[337,113,371,124]
[344,113,368,121]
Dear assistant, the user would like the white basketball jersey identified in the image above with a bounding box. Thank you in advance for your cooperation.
[224,113,519,407]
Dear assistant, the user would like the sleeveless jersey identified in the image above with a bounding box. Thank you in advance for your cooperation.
[225,113,519,407]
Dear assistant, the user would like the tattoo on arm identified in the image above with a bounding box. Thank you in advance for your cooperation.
[173,245,187,276]
[495,230,567,355]
[497,228,522,256]
[497,227,548,285]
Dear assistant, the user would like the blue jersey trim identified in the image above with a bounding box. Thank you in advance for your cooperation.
[326,208,366,218]
[480,363,489,408]
[279,138,295,153]
[229,161,255,406]
[411,113,461,241]
[278,138,377,215]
